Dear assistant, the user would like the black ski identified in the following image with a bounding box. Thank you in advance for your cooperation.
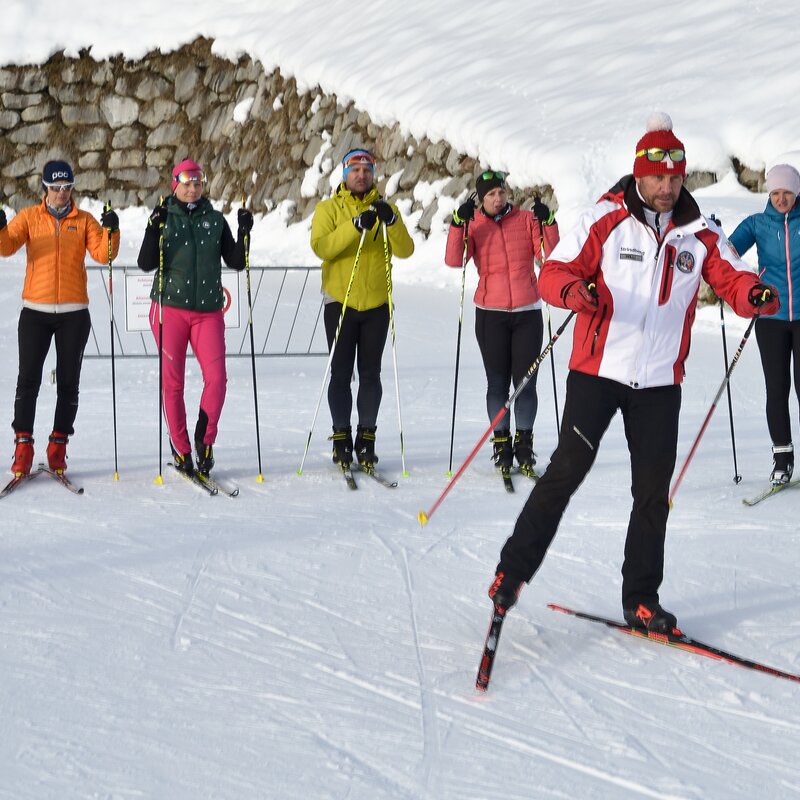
[742,478,800,506]
[499,467,514,493]
[476,605,508,691]
[0,470,42,498]
[340,464,357,490]
[195,472,239,497]
[37,464,85,495]
[167,462,218,495]
[353,464,398,488]
[548,603,800,684]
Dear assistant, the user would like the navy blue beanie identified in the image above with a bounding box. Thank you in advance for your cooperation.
[42,160,74,184]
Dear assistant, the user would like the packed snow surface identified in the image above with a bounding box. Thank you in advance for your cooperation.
[1,2,799,798]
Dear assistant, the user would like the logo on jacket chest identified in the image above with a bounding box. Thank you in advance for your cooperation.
[676,251,696,273]
[619,247,644,262]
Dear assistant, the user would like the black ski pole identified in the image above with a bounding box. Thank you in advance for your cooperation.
[242,198,264,482]
[710,214,742,484]
[537,207,560,429]
[154,197,166,485]
[447,196,475,476]
[105,201,119,481]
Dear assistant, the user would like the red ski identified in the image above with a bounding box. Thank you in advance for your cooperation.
[548,603,800,684]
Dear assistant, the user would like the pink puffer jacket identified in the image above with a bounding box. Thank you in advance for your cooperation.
[444,206,559,310]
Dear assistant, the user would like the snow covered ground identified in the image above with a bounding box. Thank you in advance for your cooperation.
[2,2,800,798]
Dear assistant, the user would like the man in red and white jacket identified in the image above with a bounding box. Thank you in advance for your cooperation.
[487,113,779,634]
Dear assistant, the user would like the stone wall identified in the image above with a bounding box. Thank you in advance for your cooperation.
[0,37,763,232]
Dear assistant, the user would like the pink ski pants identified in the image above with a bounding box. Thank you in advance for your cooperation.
[149,302,227,455]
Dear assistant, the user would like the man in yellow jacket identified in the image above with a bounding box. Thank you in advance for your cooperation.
[310,148,414,469]
[0,160,120,476]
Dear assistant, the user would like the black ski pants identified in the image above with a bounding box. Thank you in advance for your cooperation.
[324,302,389,430]
[13,307,92,436]
[754,317,800,447]
[475,307,543,433]
[498,370,681,609]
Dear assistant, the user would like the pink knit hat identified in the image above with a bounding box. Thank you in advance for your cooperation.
[765,164,800,196]
[171,159,205,191]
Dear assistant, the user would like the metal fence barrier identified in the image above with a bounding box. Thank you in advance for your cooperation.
[84,264,327,358]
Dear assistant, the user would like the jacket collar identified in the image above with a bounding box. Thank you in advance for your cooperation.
[604,174,702,229]
[335,183,380,205]
[763,197,800,222]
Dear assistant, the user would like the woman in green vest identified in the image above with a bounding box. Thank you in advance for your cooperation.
[137,159,252,477]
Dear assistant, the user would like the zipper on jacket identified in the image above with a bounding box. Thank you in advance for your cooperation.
[590,304,607,356]
[784,215,793,322]
[659,244,676,305]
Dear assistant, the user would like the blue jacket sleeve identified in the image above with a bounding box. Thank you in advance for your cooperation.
[728,215,757,259]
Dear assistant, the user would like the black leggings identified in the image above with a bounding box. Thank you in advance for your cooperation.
[324,302,389,430]
[475,307,544,432]
[13,308,91,436]
[755,317,800,446]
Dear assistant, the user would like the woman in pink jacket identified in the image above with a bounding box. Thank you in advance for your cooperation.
[445,171,559,475]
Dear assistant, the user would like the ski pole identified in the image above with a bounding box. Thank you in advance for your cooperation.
[297,229,367,474]
[447,198,475,477]
[242,198,264,482]
[669,314,758,506]
[105,201,120,481]
[419,307,578,526]
[154,196,166,485]
[381,220,408,476]
[537,210,561,428]
[709,215,741,484]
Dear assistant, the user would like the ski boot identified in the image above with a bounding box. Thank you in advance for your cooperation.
[514,429,537,478]
[195,440,215,477]
[623,602,679,634]
[770,443,794,486]
[12,432,34,476]
[46,431,69,474]
[488,570,524,611]
[491,430,514,470]
[330,427,353,468]
[355,425,378,469]
[170,445,194,476]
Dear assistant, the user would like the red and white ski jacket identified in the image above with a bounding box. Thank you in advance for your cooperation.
[540,176,762,388]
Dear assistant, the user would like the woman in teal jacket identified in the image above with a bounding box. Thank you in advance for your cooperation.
[730,163,800,484]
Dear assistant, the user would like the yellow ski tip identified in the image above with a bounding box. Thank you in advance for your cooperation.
[113,472,119,481]
[402,471,410,478]
[418,510,429,526]
[256,474,265,483]
[153,475,164,485]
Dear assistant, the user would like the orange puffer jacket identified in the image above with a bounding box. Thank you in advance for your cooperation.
[0,199,119,306]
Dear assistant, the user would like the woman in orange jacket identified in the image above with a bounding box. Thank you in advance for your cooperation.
[0,160,119,476]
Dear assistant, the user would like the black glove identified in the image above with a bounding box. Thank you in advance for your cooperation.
[238,207,254,235]
[373,200,396,226]
[453,198,476,227]
[353,208,378,232]
[748,283,780,315]
[101,208,119,232]
[532,199,553,225]
[0,208,6,230]
[562,281,598,313]
[148,204,168,228]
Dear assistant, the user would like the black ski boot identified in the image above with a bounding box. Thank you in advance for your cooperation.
[488,570,524,611]
[623,602,679,634]
[330,427,353,468]
[171,445,194,476]
[770,443,794,486]
[355,425,378,468]
[194,410,214,476]
[195,442,215,476]
[514,429,536,477]
[491,430,514,470]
